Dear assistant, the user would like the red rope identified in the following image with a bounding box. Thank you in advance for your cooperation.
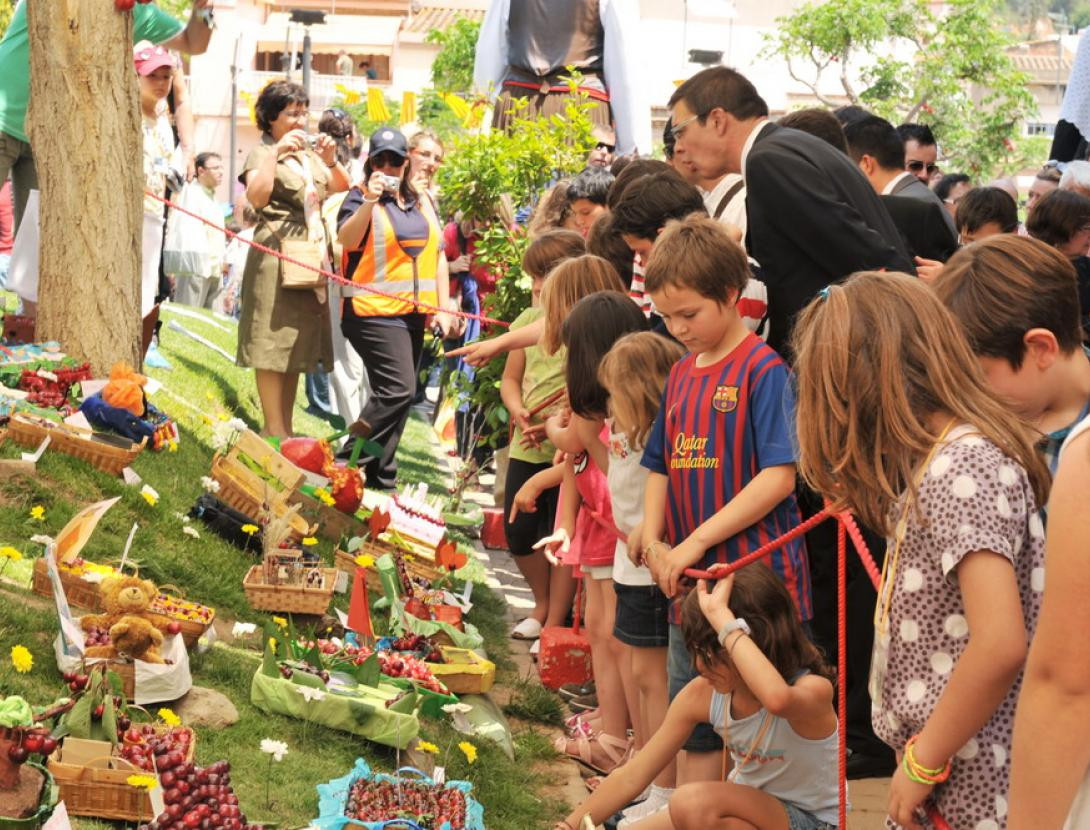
[144,190,511,328]
[837,519,849,830]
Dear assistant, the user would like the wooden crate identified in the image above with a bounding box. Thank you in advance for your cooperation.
[210,453,312,540]
[294,488,365,542]
[242,564,336,614]
[229,429,305,493]
[32,557,104,611]
[8,414,144,476]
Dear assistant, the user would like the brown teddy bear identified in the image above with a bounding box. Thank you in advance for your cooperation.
[81,576,173,664]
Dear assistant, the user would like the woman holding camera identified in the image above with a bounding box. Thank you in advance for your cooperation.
[337,127,454,490]
[238,80,349,437]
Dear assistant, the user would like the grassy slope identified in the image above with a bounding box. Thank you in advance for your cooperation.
[0,306,563,829]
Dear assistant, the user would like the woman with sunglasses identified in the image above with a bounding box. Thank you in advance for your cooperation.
[337,127,455,489]
[238,80,349,438]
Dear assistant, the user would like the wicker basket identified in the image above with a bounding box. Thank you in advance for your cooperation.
[242,564,336,614]
[426,646,496,695]
[32,557,104,610]
[8,414,144,476]
[151,586,215,649]
[334,542,444,590]
[48,729,195,821]
[210,453,312,540]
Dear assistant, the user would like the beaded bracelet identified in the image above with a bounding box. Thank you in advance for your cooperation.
[902,735,951,785]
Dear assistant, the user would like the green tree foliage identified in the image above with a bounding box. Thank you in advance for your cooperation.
[426,18,481,93]
[764,0,1039,178]
[436,90,597,449]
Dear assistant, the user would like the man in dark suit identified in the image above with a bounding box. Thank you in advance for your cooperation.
[667,67,913,356]
[845,115,958,239]
[880,194,960,262]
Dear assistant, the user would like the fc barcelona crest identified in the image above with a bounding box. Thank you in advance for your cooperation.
[712,385,739,413]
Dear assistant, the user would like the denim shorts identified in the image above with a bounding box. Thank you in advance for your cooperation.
[783,801,836,830]
[666,623,723,752]
[612,583,670,647]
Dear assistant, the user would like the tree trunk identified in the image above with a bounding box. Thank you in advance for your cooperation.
[25,0,141,374]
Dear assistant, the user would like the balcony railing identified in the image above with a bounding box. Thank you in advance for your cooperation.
[240,70,390,116]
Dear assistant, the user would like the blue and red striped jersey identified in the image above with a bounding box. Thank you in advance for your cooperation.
[643,333,812,622]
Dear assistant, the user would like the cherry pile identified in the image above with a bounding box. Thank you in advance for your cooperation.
[118,723,192,772]
[312,639,449,695]
[345,778,466,829]
[83,625,112,646]
[135,760,262,830]
[6,728,58,764]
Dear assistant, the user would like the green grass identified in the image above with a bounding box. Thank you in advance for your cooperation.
[0,306,565,829]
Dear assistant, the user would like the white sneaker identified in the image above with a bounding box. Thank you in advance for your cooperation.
[618,786,673,827]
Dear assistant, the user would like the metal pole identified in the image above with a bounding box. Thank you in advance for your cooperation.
[229,35,240,208]
[302,28,312,97]
[1058,32,1064,105]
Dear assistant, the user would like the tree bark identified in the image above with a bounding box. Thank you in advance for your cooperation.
[26,0,141,374]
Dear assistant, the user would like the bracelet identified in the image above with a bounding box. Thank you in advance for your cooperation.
[901,735,951,785]
[644,540,670,558]
[362,194,380,204]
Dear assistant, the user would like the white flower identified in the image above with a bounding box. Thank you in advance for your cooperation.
[31,535,54,546]
[260,738,289,762]
[173,512,191,523]
[227,418,248,432]
[441,702,472,715]
[182,526,200,539]
[200,476,221,493]
[232,622,257,638]
[442,701,474,732]
[296,686,326,703]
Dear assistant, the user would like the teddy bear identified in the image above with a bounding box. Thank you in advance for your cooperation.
[81,576,173,663]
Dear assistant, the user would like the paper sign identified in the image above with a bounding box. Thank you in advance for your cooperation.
[63,411,93,431]
[149,782,166,816]
[21,435,50,463]
[144,377,162,395]
[122,467,143,486]
[42,800,72,830]
[118,523,138,572]
[81,379,108,398]
[55,497,121,563]
[61,738,113,766]
[432,765,446,785]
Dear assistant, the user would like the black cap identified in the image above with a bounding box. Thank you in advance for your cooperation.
[368,127,408,159]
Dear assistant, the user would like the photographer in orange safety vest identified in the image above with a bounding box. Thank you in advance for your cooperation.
[336,127,456,489]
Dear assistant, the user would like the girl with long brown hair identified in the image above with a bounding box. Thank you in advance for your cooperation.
[792,271,1050,830]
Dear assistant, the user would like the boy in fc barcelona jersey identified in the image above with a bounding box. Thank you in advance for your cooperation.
[639,214,811,777]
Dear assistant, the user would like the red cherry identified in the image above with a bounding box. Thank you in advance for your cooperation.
[183,811,202,828]
[40,736,58,755]
[22,733,43,753]
[7,745,28,764]
[167,622,182,635]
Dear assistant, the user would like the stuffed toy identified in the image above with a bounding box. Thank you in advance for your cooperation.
[82,362,179,451]
[102,363,148,417]
[81,576,173,663]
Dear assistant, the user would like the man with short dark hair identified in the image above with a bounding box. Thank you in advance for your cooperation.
[667,67,912,355]
[897,122,939,183]
[844,115,958,240]
[164,151,226,309]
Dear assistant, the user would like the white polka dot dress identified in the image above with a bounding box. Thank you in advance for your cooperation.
[870,428,1045,829]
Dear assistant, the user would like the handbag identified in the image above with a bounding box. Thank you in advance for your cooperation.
[274,152,329,290]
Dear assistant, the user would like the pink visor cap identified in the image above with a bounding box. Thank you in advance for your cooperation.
[133,41,176,76]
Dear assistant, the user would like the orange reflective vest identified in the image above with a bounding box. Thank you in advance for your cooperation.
[343,197,440,317]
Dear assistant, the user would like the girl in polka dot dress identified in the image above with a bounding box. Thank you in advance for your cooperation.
[791,273,1051,830]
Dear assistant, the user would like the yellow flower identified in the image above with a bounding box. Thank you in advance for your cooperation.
[241,524,259,535]
[141,490,158,507]
[167,440,178,453]
[315,488,335,507]
[302,537,318,547]
[157,708,181,727]
[458,741,477,764]
[217,413,229,421]
[0,546,22,561]
[29,505,45,521]
[415,740,439,755]
[268,636,278,652]
[354,554,375,569]
[272,616,288,629]
[10,645,32,674]
[202,415,214,426]
[127,774,158,790]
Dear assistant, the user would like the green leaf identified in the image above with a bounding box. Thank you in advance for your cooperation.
[100,695,118,747]
[353,652,381,688]
[64,694,93,740]
[261,639,280,678]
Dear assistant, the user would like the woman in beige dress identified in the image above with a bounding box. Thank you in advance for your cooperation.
[239,81,348,437]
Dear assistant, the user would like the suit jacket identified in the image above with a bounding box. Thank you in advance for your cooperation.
[744,123,914,355]
[889,173,958,235]
[880,195,959,263]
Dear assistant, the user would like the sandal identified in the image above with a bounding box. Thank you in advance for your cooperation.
[511,618,543,640]
[553,732,631,776]
[564,710,601,738]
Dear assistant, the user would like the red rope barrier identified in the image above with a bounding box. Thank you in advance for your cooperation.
[837,519,849,830]
[145,190,511,328]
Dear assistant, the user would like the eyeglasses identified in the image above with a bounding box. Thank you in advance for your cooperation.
[595,141,615,153]
[907,161,939,175]
[282,108,309,119]
[668,112,705,141]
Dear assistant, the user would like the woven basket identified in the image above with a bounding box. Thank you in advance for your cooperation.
[242,564,336,614]
[334,542,444,588]
[210,454,312,540]
[151,586,215,649]
[48,728,194,821]
[32,557,104,611]
[8,414,144,476]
